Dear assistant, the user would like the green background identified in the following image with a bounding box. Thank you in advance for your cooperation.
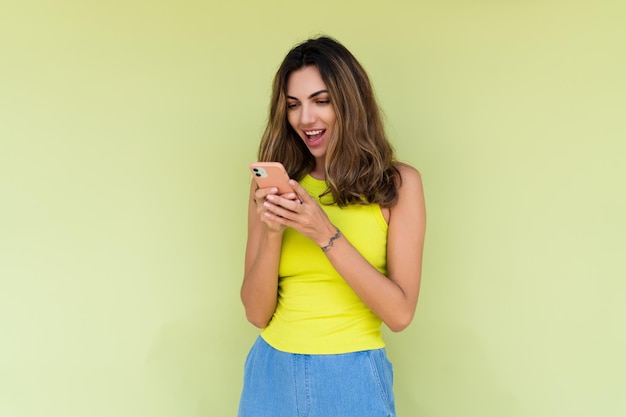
[1,1,624,416]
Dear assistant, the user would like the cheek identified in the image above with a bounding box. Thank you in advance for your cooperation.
[324,106,337,123]
[326,110,337,130]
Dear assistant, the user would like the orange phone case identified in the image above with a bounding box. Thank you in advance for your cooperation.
[249,162,294,194]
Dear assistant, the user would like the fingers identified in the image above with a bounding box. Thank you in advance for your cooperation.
[254,186,279,205]
[289,180,312,204]
[279,191,299,201]
[264,194,302,219]
[256,181,308,204]
[257,181,314,225]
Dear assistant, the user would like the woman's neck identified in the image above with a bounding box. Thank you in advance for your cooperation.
[309,167,325,180]
[309,160,325,180]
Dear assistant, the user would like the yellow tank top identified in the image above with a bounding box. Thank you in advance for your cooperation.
[261,174,389,354]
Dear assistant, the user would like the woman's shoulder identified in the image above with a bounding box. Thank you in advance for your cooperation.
[389,162,425,215]
[391,162,424,204]
[393,162,422,184]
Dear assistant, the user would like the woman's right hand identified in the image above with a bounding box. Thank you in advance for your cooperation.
[254,186,299,233]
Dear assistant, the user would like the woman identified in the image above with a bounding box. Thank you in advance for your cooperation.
[239,36,426,417]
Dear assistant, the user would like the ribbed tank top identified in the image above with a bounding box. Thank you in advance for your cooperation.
[261,174,389,354]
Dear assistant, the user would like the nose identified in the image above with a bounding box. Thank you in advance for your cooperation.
[300,103,316,125]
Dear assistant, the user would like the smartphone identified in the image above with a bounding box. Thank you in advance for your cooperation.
[249,162,294,195]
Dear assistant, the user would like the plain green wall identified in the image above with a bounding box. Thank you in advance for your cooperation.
[1,1,624,416]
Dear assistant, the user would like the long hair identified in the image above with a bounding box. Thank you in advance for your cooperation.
[258,36,401,207]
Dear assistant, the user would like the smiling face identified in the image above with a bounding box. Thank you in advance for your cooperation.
[286,66,337,176]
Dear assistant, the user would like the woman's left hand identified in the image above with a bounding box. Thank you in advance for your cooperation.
[262,179,337,247]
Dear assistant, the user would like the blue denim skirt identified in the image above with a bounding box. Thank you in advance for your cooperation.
[238,336,396,417]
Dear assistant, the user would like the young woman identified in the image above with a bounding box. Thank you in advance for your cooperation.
[239,36,426,417]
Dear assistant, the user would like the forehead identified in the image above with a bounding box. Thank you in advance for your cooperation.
[286,66,328,97]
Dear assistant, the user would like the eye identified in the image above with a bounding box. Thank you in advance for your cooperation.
[287,102,299,109]
[316,99,330,105]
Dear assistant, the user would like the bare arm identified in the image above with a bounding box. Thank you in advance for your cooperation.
[261,165,426,331]
[240,181,295,328]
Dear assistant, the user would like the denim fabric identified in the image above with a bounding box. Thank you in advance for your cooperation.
[238,336,396,417]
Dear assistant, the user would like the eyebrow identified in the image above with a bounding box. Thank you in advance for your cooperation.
[286,89,329,100]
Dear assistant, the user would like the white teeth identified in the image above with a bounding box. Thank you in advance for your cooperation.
[305,129,323,136]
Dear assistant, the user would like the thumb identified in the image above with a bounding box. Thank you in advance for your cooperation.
[289,179,312,203]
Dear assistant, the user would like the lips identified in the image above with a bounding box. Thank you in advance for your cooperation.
[304,129,325,146]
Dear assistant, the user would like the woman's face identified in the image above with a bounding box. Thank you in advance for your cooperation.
[286,66,337,165]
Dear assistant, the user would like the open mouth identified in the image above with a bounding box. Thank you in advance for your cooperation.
[304,129,325,142]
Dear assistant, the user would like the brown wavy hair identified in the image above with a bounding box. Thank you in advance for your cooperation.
[258,36,401,207]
